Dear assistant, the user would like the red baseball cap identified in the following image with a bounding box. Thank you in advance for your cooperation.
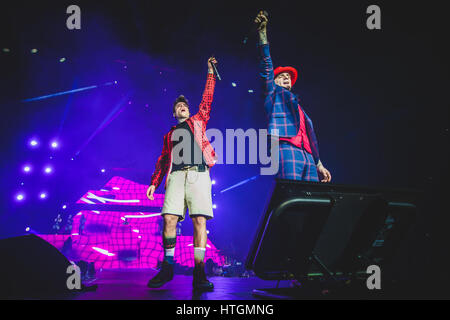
[274,66,298,87]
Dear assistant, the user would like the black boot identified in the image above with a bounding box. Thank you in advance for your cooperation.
[147,261,174,288]
[193,263,214,291]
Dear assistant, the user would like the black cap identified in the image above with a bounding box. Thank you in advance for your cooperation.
[173,95,189,113]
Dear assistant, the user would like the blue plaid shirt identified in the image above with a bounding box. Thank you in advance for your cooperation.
[259,43,321,164]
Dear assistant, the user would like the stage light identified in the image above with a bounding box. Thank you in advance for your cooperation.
[44,166,53,174]
[50,141,59,148]
[59,57,66,62]
[23,165,32,173]
[231,82,237,87]
[114,81,118,84]
[212,179,216,185]
[39,192,47,199]
[31,48,38,54]
[29,139,39,147]
[25,227,30,232]
[101,169,106,173]
[70,157,74,161]
[213,204,217,209]
[248,89,254,93]
[16,193,25,201]
[62,205,67,209]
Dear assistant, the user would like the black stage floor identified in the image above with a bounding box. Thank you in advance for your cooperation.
[73,269,293,300]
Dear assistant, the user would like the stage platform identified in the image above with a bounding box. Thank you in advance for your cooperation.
[73,269,293,300]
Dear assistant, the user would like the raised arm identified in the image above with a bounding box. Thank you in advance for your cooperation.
[255,11,275,107]
[196,57,217,123]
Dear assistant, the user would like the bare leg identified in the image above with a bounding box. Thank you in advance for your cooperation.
[163,214,178,239]
[192,215,207,265]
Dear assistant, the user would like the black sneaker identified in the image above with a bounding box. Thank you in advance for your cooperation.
[147,261,174,288]
[193,263,214,291]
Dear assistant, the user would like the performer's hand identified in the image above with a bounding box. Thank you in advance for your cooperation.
[146,185,156,200]
[207,57,218,74]
[317,164,332,183]
[254,10,268,32]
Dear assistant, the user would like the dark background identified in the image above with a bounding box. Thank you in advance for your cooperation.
[0,0,449,289]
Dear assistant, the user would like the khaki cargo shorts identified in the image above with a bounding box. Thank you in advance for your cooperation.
[161,168,213,222]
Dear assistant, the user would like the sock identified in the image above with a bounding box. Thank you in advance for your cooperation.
[194,247,206,266]
[163,236,176,264]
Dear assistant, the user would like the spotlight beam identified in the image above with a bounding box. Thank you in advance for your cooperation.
[74,92,133,156]
[57,79,78,136]
[219,175,259,194]
[21,81,117,102]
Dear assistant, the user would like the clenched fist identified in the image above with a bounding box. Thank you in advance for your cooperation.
[207,56,218,74]
[254,10,268,32]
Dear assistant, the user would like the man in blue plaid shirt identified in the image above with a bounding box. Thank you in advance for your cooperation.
[255,11,332,182]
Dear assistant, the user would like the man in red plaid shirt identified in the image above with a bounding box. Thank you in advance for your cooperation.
[146,57,217,291]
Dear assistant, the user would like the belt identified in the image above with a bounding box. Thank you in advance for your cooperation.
[173,164,208,172]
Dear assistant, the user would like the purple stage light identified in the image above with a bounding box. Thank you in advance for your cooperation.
[16,193,25,201]
[213,204,217,209]
[25,227,30,232]
[62,205,67,209]
[23,165,32,173]
[29,139,39,147]
[39,192,47,199]
[50,141,59,148]
[101,169,106,173]
[211,179,216,185]
[44,166,53,174]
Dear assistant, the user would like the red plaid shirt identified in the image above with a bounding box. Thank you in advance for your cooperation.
[150,73,217,189]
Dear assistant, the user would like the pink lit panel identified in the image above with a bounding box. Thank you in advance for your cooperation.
[38,176,225,269]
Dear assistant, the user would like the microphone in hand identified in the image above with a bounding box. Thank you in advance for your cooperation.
[208,56,221,81]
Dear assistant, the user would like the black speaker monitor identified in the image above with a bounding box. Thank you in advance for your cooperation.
[246,179,418,281]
